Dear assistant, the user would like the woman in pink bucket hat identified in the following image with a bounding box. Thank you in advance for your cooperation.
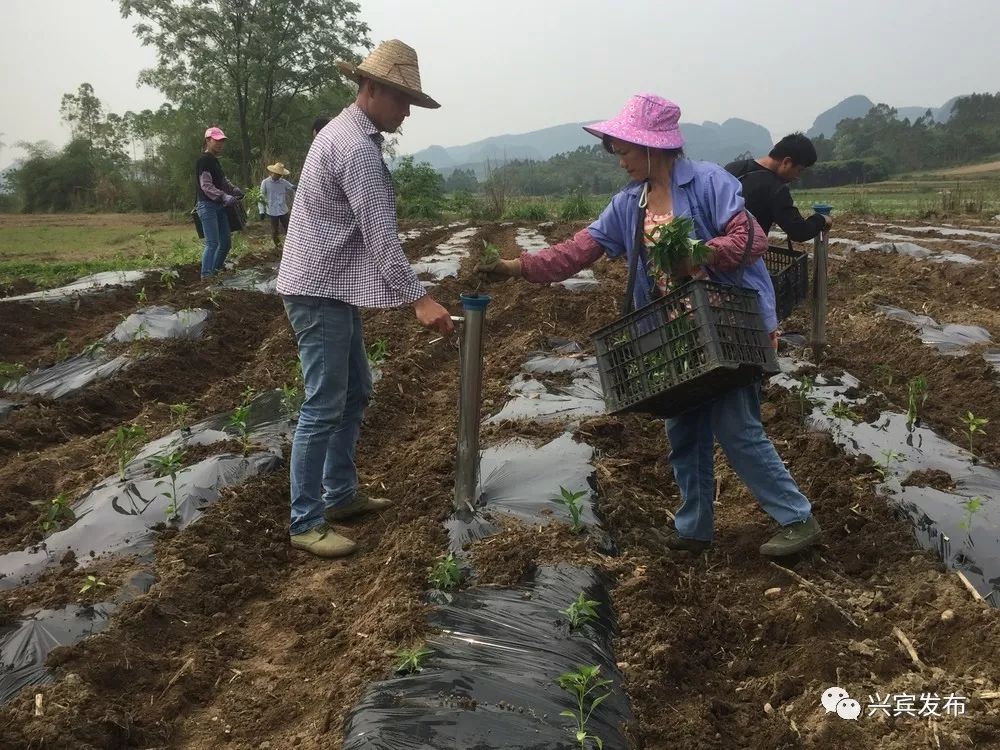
[479,93,821,557]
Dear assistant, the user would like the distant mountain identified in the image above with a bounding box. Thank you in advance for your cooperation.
[409,118,774,177]
[806,95,875,138]
[807,95,961,138]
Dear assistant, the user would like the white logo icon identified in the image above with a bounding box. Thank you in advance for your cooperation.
[836,698,862,720]
[822,686,850,713]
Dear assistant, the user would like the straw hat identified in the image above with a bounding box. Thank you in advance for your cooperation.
[337,39,440,109]
[267,162,290,176]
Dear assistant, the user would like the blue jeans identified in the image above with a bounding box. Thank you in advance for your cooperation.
[282,295,372,536]
[197,200,232,278]
[666,382,812,541]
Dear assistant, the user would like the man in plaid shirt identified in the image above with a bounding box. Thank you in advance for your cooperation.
[277,40,452,558]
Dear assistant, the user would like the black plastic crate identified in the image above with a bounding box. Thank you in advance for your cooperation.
[591,280,779,418]
[765,244,809,322]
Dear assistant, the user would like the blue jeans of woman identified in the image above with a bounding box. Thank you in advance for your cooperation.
[197,200,232,278]
[666,382,812,541]
[282,295,372,536]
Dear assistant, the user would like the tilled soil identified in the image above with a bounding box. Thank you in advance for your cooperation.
[0,216,999,749]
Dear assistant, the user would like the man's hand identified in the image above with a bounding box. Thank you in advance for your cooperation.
[222,194,236,206]
[232,187,245,199]
[769,330,781,349]
[822,214,833,228]
[413,295,454,335]
[476,258,521,281]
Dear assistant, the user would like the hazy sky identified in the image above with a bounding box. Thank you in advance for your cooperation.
[3,0,998,167]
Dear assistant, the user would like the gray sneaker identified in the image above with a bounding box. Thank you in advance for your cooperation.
[760,516,822,557]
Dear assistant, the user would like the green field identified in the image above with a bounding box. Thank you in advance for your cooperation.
[792,177,1000,219]
[0,213,262,290]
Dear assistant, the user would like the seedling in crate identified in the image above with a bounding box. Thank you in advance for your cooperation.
[149,449,186,522]
[563,592,600,630]
[107,423,148,480]
[959,496,984,532]
[481,240,501,265]
[169,402,192,430]
[80,575,107,595]
[906,375,928,429]
[795,376,816,421]
[427,552,462,591]
[367,339,389,367]
[39,492,75,533]
[555,486,588,533]
[959,412,988,455]
[557,665,612,750]
[645,216,711,282]
[875,449,902,482]
[394,645,432,674]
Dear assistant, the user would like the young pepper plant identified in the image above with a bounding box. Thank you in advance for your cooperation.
[555,486,588,533]
[557,665,612,749]
[107,424,148,480]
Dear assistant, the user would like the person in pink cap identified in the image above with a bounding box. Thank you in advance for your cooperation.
[479,93,821,557]
[195,127,244,278]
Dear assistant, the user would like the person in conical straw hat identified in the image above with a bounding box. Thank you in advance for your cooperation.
[277,40,452,559]
[478,93,822,558]
[259,161,296,248]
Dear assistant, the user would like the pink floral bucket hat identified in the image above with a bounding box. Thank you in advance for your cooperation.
[583,93,684,150]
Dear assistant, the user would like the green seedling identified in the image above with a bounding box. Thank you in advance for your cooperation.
[107,423,148,480]
[81,340,106,358]
[795,375,816,421]
[875,449,902,482]
[872,364,894,389]
[555,486,588,533]
[40,492,75,533]
[959,412,988,455]
[959,496,984,531]
[160,269,179,290]
[0,361,27,385]
[563,592,600,630]
[149,449,186,522]
[239,385,256,407]
[427,552,462,591]
[481,240,501,265]
[830,401,862,423]
[645,216,711,281]
[368,339,390,366]
[136,286,148,305]
[80,575,107,595]
[169,402,192,430]
[53,337,69,361]
[557,665,612,750]
[208,290,222,309]
[280,383,302,420]
[228,404,253,452]
[394,645,432,674]
[906,375,928,429]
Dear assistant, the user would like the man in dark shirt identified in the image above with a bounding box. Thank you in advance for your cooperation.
[726,133,832,242]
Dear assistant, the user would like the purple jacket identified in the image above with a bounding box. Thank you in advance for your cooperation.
[521,159,777,331]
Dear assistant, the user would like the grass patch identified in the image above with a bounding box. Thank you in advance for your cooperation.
[792,177,1000,219]
[0,213,261,290]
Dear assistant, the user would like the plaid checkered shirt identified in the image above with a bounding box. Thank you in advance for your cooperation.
[276,104,426,307]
